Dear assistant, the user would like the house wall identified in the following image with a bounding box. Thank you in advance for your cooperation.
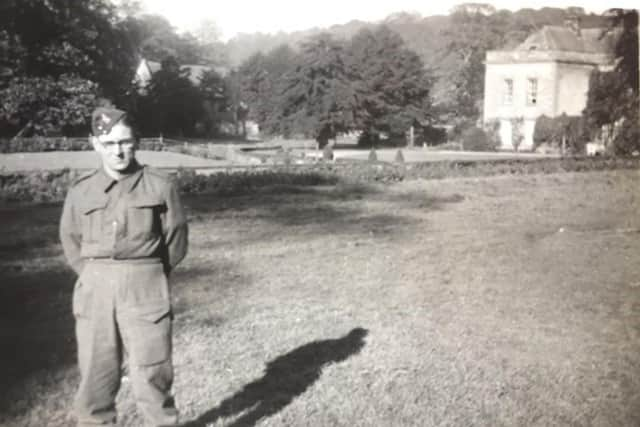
[484,62,557,150]
[555,63,594,116]
[484,62,557,122]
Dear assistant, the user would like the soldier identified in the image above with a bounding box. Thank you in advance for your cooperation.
[59,107,188,426]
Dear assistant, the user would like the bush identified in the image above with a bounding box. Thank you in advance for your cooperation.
[0,137,167,153]
[368,148,378,162]
[611,119,640,155]
[174,168,339,195]
[394,149,405,163]
[0,169,77,202]
[533,114,586,154]
[417,125,448,146]
[460,126,498,152]
[0,137,92,153]
[322,144,334,161]
[357,131,405,148]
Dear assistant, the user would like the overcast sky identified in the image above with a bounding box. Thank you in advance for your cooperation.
[136,1,639,40]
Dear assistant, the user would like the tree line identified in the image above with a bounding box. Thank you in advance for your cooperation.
[0,0,229,139]
[235,28,432,147]
[0,1,637,154]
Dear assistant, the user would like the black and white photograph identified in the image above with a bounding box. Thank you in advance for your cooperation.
[1,0,639,425]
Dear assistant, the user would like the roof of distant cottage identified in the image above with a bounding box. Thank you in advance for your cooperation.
[136,59,229,87]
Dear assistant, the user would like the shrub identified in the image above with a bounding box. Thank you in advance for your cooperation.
[418,125,447,146]
[3,158,640,203]
[0,169,77,202]
[0,137,167,153]
[368,148,378,162]
[611,119,640,155]
[394,149,405,163]
[483,120,501,149]
[322,144,334,161]
[510,117,525,152]
[533,114,587,154]
[0,137,92,153]
[357,131,405,148]
[460,126,498,152]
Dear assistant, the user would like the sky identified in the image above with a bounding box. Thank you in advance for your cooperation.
[136,0,639,41]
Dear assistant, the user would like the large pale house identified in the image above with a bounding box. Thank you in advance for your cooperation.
[483,18,617,150]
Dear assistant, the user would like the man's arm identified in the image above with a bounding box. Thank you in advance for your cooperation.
[162,181,188,275]
[59,188,85,275]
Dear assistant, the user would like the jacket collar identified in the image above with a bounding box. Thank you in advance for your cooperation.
[98,161,144,194]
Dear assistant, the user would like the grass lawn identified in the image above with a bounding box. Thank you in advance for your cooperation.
[1,170,640,426]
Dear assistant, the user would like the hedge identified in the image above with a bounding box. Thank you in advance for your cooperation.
[1,156,639,203]
[0,137,168,153]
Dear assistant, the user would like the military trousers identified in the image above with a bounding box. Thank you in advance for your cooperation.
[72,259,178,427]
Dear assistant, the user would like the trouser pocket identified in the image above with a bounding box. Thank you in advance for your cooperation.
[72,269,93,318]
[120,262,172,366]
[123,303,172,366]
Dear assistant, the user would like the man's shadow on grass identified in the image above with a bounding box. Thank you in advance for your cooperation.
[182,327,368,427]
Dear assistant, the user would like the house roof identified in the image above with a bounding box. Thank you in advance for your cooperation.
[182,64,230,84]
[516,25,617,55]
[147,60,161,74]
[486,24,618,66]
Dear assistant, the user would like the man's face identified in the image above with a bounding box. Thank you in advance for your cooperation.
[92,121,137,173]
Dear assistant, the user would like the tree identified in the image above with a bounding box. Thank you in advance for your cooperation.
[138,57,203,136]
[442,7,524,126]
[198,69,230,136]
[123,14,203,64]
[279,34,357,147]
[0,0,139,137]
[348,26,433,144]
[450,3,497,15]
[0,0,138,101]
[237,44,297,134]
[0,75,98,137]
[584,9,639,154]
[194,19,229,66]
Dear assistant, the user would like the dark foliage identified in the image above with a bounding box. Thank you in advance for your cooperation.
[135,57,204,137]
[533,114,587,153]
[460,126,499,152]
[583,9,639,154]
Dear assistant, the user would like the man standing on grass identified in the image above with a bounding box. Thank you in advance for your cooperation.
[59,106,188,426]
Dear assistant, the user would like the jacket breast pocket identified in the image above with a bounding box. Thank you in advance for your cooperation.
[81,201,107,242]
[127,196,165,238]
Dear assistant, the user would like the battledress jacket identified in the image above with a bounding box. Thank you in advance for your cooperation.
[59,163,188,277]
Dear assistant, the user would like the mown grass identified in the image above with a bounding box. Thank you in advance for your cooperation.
[2,156,640,204]
[1,171,640,426]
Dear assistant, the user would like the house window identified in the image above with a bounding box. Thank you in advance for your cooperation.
[503,79,513,105]
[527,78,538,106]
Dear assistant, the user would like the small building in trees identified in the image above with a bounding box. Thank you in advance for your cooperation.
[483,17,617,151]
[134,58,239,136]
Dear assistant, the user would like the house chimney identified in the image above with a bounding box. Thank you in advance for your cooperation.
[564,15,581,36]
